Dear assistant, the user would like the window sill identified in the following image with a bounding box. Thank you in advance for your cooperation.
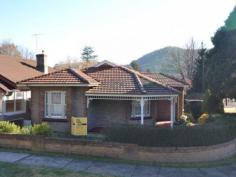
[43,118,68,122]
[130,116,152,120]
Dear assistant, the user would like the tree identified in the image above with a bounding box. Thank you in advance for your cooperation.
[130,61,140,71]
[184,38,199,81]
[191,42,207,93]
[81,46,97,62]
[168,48,186,79]
[223,6,236,31]
[204,6,236,112]
[54,56,97,69]
[163,38,198,81]
[0,41,34,60]
[0,41,22,58]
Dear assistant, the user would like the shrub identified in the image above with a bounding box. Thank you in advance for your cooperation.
[198,113,209,125]
[0,121,21,133]
[202,90,224,113]
[104,115,236,147]
[31,123,52,136]
[20,126,32,135]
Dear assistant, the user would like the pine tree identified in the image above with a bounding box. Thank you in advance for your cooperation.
[204,6,236,112]
[191,42,207,93]
[81,46,97,62]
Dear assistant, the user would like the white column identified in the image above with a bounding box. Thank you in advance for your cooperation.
[140,97,144,125]
[170,97,174,128]
[13,91,16,112]
[87,98,91,109]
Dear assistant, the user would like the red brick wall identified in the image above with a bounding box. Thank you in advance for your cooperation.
[30,87,88,125]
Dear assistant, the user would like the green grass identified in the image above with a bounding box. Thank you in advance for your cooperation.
[0,162,107,177]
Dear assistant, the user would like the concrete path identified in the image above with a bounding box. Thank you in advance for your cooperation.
[0,151,236,177]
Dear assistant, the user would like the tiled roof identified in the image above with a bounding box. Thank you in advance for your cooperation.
[85,65,178,95]
[19,68,99,85]
[0,55,54,85]
[141,72,187,87]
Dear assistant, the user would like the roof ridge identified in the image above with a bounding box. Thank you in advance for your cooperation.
[69,68,89,84]
[118,66,179,94]
[69,68,99,85]
[133,73,146,94]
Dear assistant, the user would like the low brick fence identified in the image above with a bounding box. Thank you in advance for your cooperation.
[0,133,236,163]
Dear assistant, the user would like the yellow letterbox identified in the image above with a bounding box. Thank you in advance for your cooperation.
[71,117,87,136]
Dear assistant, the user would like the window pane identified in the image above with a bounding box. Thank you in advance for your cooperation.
[51,93,61,104]
[131,100,150,117]
[45,92,66,118]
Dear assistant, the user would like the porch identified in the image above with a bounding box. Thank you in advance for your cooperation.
[86,94,178,129]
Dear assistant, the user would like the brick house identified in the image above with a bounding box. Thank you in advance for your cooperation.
[18,54,188,132]
[0,54,53,120]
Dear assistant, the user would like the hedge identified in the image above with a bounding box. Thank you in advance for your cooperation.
[104,115,236,147]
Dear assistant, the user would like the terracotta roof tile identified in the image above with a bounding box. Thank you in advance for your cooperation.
[0,55,54,84]
[85,66,178,95]
[141,72,187,87]
[19,68,99,85]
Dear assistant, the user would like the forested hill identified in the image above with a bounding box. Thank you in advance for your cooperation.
[132,46,185,74]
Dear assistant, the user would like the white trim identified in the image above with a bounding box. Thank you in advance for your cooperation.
[86,94,178,101]
[140,97,144,125]
[45,91,66,119]
[92,60,116,67]
[86,94,178,97]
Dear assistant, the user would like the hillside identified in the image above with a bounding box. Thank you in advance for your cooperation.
[132,47,185,75]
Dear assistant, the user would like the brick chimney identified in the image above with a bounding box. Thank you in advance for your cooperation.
[36,51,48,74]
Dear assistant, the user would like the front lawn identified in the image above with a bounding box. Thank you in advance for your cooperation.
[104,114,236,147]
[0,162,107,177]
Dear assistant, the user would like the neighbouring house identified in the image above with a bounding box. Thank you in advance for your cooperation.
[18,54,188,132]
[0,54,53,120]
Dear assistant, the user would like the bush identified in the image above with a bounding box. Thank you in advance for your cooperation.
[0,121,21,133]
[202,90,224,113]
[104,115,236,147]
[20,126,32,135]
[198,113,209,125]
[31,123,52,136]
[0,121,52,136]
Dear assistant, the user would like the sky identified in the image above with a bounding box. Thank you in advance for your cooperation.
[0,0,235,66]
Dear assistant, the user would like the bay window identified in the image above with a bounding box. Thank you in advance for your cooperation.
[45,91,66,118]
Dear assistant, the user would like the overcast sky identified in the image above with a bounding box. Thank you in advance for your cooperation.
[0,0,235,66]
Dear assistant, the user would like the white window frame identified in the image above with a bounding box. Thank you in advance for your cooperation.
[45,91,66,119]
[131,100,150,118]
